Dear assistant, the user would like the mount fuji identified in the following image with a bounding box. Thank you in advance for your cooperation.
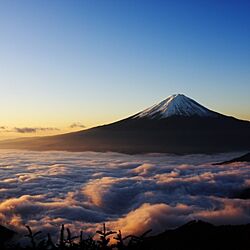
[0,94,249,154]
[133,94,219,119]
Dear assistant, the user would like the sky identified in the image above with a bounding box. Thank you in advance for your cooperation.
[0,0,249,138]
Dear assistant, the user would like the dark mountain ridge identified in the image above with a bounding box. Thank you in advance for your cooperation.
[215,152,250,165]
[142,220,250,250]
[0,94,249,154]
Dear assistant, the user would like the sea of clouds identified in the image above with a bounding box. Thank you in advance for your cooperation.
[0,149,249,238]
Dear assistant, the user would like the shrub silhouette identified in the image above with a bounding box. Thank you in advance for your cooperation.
[24,225,42,249]
[96,223,116,250]
[2,220,250,250]
[14,223,151,250]
[57,224,80,249]
[1,223,128,249]
[121,229,152,250]
[112,230,125,249]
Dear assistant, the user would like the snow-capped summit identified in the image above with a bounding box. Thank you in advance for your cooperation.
[134,94,218,119]
[0,93,249,154]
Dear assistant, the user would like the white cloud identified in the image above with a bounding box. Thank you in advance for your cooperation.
[0,150,249,237]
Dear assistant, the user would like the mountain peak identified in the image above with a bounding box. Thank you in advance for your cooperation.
[134,94,219,119]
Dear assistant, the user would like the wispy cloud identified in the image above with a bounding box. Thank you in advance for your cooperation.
[69,122,86,129]
[0,126,60,133]
[13,127,60,133]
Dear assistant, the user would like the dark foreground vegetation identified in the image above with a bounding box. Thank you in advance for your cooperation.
[1,220,250,250]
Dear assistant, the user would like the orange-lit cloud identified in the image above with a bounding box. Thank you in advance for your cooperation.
[0,150,249,238]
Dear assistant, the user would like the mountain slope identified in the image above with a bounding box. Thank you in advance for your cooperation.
[141,220,250,250]
[0,94,249,154]
[0,225,16,245]
[133,94,219,119]
[215,152,250,165]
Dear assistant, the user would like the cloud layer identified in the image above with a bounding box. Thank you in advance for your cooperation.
[0,150,249,238]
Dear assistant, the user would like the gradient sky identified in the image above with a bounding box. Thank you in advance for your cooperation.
[0,0,249,138]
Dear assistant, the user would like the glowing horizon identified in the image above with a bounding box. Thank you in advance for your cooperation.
[0,1,249,139]
[1,98,249,139]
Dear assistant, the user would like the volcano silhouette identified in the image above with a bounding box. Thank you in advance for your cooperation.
[0,94,250,154]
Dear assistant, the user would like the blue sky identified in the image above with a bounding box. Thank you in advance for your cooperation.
[0,0,249,136]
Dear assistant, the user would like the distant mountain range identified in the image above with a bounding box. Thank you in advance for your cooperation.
[215,152,250,165]
[213,152,250,199]
[0,94,250,154]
